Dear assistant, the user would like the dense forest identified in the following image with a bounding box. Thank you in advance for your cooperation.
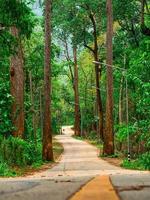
[0,0,150,176]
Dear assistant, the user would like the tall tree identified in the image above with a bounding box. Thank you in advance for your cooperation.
[73,46,81,136]
[10,27,24,138]
[82,3,104,140]
[42,0,53,161]
[1,0,36,138]
[103,0,114,155]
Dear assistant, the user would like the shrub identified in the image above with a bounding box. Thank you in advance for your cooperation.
[0,136,42,167]
[122,152,150,170]
[87,131,98,141]
[115,124,137,143]
[0,82,13,136]
[138,152,150,170]
[0,162,16,177]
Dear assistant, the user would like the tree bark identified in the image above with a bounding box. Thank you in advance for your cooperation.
[10,26,24,138]
[119,76,123,125]
[40,88,43,138]
[84,11,104,141]
[94,60,103,141]
[89,12,104,141]
[42,0,53,161]
[63,38,74,86]
[82,5,104,139]
[103,0,114,155]
[63,38,81,136]
[73,46,81,136]
[141,0,150,36]
[29,71,37,145]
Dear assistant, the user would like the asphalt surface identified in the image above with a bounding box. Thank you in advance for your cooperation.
[111,174,150,200]
[0,126,149,200]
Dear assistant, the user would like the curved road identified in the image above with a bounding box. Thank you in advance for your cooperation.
[0,127,149,200]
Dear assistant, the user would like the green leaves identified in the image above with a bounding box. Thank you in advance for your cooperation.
[0,135,42,169]
[0,82,13,136]
[122,152,150,170]
[0,0,36,36]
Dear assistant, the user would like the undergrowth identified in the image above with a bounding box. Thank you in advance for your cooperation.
[0,135,63,177]
[122,152,150,170]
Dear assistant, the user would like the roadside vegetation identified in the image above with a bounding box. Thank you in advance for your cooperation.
[0,138,63,177]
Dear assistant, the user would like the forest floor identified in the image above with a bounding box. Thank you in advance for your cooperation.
[0,126,149,200]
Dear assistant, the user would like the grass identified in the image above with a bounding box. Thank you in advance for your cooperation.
[0,163,17,177]
[0,138,64,177]
[121,152,150,170]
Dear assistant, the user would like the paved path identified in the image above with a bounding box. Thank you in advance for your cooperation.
[0,127,149,200]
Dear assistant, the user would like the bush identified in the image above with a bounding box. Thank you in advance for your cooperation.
[115,124,137,143]
[138,152,150,170]
[0,135,42,167]
[0,163,16,177]
[0,82,13,136]
[87,131,98,141]
[115,123,149,156]
[122,152,150,170]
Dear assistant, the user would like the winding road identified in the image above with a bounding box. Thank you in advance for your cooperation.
[0,126,149,200]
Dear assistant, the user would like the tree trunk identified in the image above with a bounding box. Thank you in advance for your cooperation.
[103,0,114,155]
[63,38,74,85]
[10,26,24,138]
[29,71,37,145]
[42,0,53,161]
[40,88,43,138]
[119,76,123,125]
[73,46,81,136]
[88,12,104,141]
[92,15,104,141]
[94,57,103,141]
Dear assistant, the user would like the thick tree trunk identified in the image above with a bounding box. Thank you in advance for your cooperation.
[42,0,53,161]
[103,0,114,155]
[10,26,24,138]
[73,46,81,136]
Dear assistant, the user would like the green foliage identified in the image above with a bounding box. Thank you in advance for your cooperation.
[122,152,150,170]
[0,0,36,37]
[0,82,13,136]
[0,163,17,177]
[0,0,36,65]
[86,130,98,141]
[139,152,150,170]
[115,124,138,143]
[0,136,42,167]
